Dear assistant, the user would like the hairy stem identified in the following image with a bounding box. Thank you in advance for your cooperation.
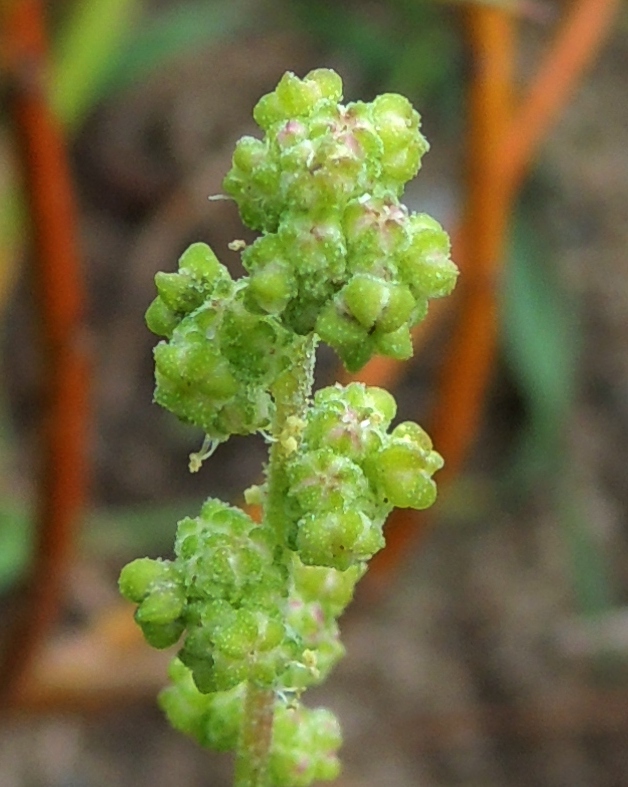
[234,333,317,787]
[235,685,275,787]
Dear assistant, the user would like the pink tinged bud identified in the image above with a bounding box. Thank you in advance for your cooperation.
[277,119,306,147]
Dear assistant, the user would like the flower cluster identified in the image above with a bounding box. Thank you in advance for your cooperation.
[145,242,295,441]
[224,69,457,369]
[120,498,364,783]
[118,493,361,693]
[120,68,455,787]
[160,660,342,787]
[286,383,443,570]
[224,69,426,231]
[120,500,295,693]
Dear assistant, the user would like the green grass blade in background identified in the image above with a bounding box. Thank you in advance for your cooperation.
[502,209,577,484]
[97,0,258,100]
[502,208,614,618]
[0,502,32,593]
[290,0,460,106]
[51,0,141,129]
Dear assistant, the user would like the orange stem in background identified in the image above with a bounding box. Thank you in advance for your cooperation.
[429,5,515,477]
[0,0,90,708]
[368,0,620,586]
[501,0,621,204]
[350,0,620,391]
[368,6,515,584]
[367,8,510,583]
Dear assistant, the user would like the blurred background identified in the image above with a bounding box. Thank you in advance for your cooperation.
[1,0,628,785]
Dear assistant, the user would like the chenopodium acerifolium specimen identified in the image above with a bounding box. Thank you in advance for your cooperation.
[119,68,457,787]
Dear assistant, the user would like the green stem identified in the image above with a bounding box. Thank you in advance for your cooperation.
[235,685,275,787]
[234,334,317,787]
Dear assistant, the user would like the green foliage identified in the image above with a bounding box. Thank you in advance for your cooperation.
[0,501,32,593]
[50,0,257,127]
[51,0,140,129]
[290,0,462,111]
[120,69,456,786]
[503,209,613,619]
[96,0,256,100]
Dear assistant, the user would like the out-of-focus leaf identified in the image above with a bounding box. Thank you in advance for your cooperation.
[3,0,257,315]
[0,502,32,593]
[558,468,615,617]
[502,208,614,617]
[0,498,206,593]
[51,0,260,128]
[290,0,460,106]
[96,0,258,100]
[502,210,577,484]
[51,0,141,129]
[85,500,205,557]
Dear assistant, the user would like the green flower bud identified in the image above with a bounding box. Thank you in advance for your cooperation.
[241,232,282,272]
[275,71,321,118]
[374,323,413,361]
[288,449,372,514]
[315,303,373,373]
[303,383,397,465]
[376,282,416,334]
[155,271,201,314]
[368,442,439,509]
[257,615,285,652]
[270,705,342,787]
[159,660,244,750]
[294,562,364,618]
[342,196,408,278]
[179,242,226,280]
[118,557,172,603]
[199,498,253,534]
[213,609,258,659]
[232,136,267,174]
[219,300,289,382]
[154,341,239,401]
[253,91,283,130]
[304,68,343,102]
[192,600,234,642]
[136,584,186,626]
[400,214,458,298]
[341,274,388,330]
[223,161,282,233]
[409,296,429,326]
[139,619,185,649]
[184,651,247,695]
[199,688,244,750]
[392,421,434,451]
[381,143,423,185]
[371,93,421,148]
[355,384,397,426]
[247,264,295,314]
[145,297,179,338]
[297,510,383,571]
[158,658,210,740]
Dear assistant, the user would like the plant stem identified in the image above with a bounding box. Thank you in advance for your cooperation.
[235,685,275,787]
[234,333,317,787]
